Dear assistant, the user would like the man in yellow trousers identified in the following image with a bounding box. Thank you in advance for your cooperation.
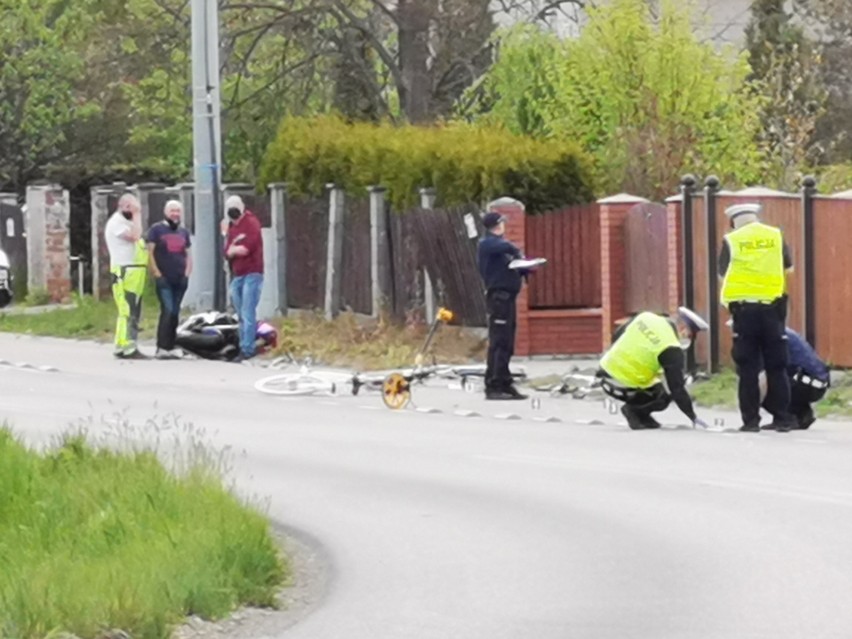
[104,193,149,359]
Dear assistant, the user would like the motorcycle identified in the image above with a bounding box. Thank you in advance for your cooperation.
[175,311,278,360]
[0,248,13,309]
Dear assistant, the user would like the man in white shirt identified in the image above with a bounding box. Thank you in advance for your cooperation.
[104,193,148,358]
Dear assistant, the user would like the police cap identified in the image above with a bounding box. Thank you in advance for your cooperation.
[678,307,709,333]
[482,212,506,229]
[724,203,761,222]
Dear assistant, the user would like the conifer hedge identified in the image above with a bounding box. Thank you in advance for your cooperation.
[259,115,596,211]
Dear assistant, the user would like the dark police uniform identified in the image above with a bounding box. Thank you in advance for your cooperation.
[762,328,830,430]
[477,214,524,398]
[719,214,794,432]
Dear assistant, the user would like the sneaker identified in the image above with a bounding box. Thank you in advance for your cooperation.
[621,405,646,430]
[119,349,150,361]
[155,349,172,360]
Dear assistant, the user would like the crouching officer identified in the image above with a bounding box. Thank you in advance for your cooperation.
[719,203,795,432]
[597,308,709,430]
[764,328,830,430]
[478,211,528,400]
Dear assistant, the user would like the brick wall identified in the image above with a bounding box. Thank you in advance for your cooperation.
[26,185,71,303]
[599,194,648,350]
[528,309,602,355]
[666,198,683,314]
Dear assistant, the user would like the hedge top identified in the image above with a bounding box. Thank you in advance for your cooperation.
[259,115,596,212]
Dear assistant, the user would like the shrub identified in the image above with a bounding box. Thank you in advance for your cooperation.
[258,115,596,212]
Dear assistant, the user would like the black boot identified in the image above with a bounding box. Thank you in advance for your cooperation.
[621,405,646,430]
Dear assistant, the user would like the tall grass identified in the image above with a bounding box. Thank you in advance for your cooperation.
[0,422,287,639]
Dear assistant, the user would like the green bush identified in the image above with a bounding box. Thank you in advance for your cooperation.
[0,427,287,639]
[258,115,596,212]
[816,163,852,194]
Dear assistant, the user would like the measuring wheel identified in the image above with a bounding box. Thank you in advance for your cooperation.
[382,372,411,409]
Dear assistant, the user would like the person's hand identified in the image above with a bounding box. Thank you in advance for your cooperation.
[228,245,249,258]
[692,417,710,429]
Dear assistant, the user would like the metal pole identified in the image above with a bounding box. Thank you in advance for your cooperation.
[680,174,697,373]
[704,175,721,374]
[191,0,223,311]
[802,175,817,347]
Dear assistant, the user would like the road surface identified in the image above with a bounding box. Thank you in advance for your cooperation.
[2,333,851,639]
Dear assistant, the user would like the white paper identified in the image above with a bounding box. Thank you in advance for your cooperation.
[463,213,478,239]
[509,257,547,270]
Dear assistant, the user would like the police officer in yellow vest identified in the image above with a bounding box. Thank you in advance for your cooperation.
[598,307,709,430]
[719,203,795,432]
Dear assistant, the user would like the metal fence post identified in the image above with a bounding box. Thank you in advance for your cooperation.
[325,184,345,320]
[802,175,817,347]
[704,175,721,374]
[680,174,697,373]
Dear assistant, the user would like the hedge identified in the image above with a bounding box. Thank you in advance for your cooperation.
[258,115,597,212]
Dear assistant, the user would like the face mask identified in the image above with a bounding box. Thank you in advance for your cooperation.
[227,208,241,221]
[166,218,180,230]
[121,210,133,220]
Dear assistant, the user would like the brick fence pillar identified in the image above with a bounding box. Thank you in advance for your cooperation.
[665,195,683,315]
[487,197,529,356]
[25,184,71,303]
[599,193,649,350]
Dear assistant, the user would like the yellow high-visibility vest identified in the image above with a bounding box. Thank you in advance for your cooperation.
[600,312,681,389]
[720,222,785,306]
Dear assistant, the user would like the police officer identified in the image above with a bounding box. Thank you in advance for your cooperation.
[764,328,830,430]
[719,203,795,432]
[478,211,528,400]
[598,307,709,430]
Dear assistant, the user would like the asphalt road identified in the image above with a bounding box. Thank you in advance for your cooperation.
[2,333,851,639]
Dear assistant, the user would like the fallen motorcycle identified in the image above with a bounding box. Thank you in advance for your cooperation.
[175,311,277,360]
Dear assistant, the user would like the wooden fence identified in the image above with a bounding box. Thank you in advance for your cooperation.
[525,204,601,308]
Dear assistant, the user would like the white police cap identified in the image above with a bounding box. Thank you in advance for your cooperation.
[677,306,709,332]
[724,203,761,221]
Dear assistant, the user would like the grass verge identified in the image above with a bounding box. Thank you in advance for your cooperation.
[0,425,287,639]
[271,311,487,370]
[690,369,851,418]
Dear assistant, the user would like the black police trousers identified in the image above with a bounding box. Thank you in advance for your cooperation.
[600,377,671,418]
[485,289,517,392]
[730,299,792,427]
[765,381,825,429]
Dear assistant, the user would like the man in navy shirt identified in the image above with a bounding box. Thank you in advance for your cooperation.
[762,328,830,430]
[477,211,528,400]
[147,200,192,359]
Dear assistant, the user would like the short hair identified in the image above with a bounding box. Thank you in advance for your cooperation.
[164,199,183,213]
[118,193,140,210]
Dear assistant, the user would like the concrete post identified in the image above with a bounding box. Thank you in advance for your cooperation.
[369,186,390,317]
[419,187,438,321]
[90,186,122,300]
[324,185,345,320]
[269,183,288,316]
[131,182,165,232]
[26,184,71,303]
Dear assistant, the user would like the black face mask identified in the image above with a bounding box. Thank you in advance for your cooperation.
[227,208,242,221]
[121,210,133,220]
[166,218,180,230]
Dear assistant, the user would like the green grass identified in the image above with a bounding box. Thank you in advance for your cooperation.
[0,425,287,639]
[691,369,851,418]
[0,293,157,341]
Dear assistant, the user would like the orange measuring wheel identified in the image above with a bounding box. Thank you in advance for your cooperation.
[382,372,411,410]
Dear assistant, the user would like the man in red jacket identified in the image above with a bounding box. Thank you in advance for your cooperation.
[223,195,264,361]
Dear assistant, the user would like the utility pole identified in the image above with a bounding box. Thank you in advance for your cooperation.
[191,0,225,310]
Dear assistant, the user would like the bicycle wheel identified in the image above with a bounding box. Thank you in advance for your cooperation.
[254,373,337,396]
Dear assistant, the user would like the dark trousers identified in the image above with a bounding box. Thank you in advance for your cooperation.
[155,277,187,351]
[600,377,671,420]
[787,381,825,428]
[485,289,517,392]
[731,301,791,427]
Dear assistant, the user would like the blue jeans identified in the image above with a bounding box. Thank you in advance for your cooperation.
[155,277,188,350]
[229,273,263,356]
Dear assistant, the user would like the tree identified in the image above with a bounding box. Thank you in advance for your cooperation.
[463,0,765,199]
[0,0,101,189]
[746,0,827,189]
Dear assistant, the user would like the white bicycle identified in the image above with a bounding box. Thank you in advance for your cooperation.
[253,358,356,397]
